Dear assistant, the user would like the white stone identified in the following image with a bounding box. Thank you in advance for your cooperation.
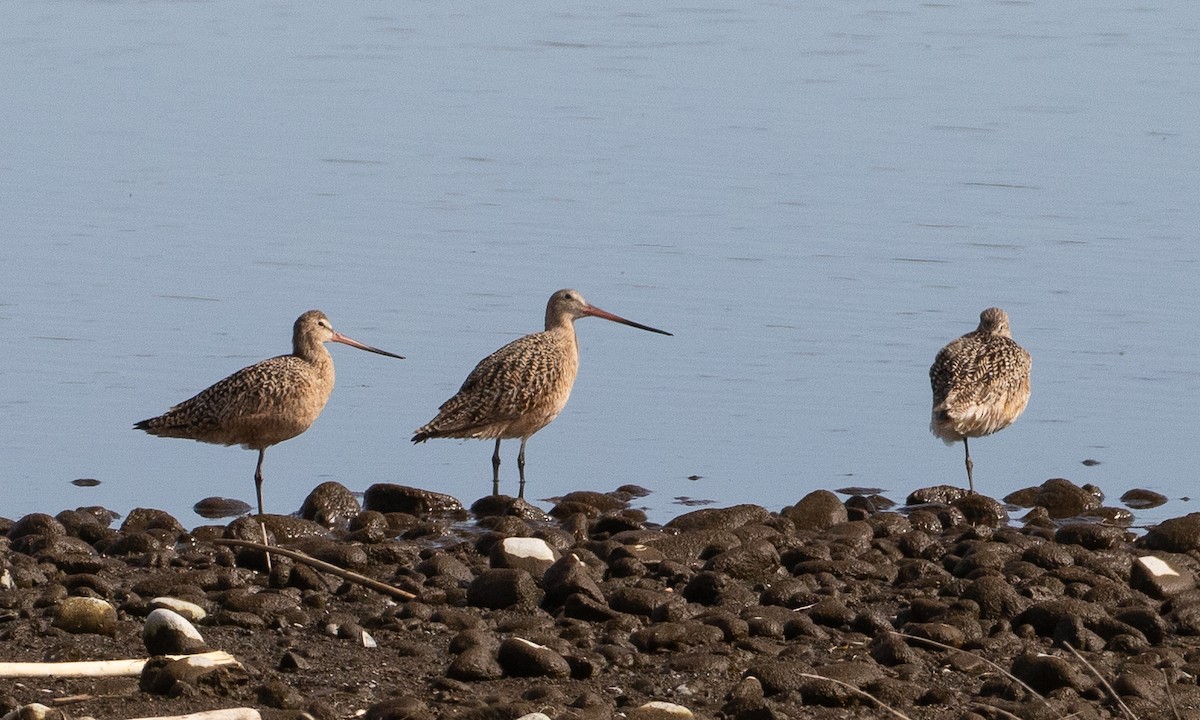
[501,537,556,561]
[628,701,695,720]
[151,596,208,622]
[1138,555,1179,577]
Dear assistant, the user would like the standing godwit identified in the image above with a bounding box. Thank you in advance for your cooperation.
[412,288,671,498]
[136,310,403,516]
[929,307,1031,493]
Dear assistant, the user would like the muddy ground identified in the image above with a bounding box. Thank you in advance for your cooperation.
[3,477,1200,720]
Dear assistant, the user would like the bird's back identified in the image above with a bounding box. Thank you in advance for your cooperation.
[413,329,579,442]
[930,330,1031,442]
[136,354,333,450]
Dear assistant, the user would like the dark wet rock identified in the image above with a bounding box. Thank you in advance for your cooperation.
[1010,653,1093,694]
[255,515,329,543]
[299,481,361,527]
[7,513,66,540]
[630,621,724,652]
[139,654,247,696]
[497,637,571,678]
[870,633,918,665]
[902,621,965,648]
[466,568,543,609]
[256,680,306,710]
[963,575,1031,619]
[143,608,210,655]
[52,596,117,635]
[555,490,629,514]
[564,593,621,622]
[1013,598,1107,637]
[703,538,781,582]
[1114,606,1168,645]
[1142,513,1200,553]
[120,508,185,535]
[798,661,884,707]
[666,504,772,532]
[806,597,854,628]
[781,491,847,531]
[644,529,741,564]
[1053,522,1128,550]
[1081,506,1135,526]
[104,532,165,557]
[292,537,370,571]
[1130,554,1197,598]
[364,483,465,515]
[953,493,1008,526]
[1121,488,1168,510]
[684,570,755,606]
[346,510,391,543]
[192,497,252,519]
[907,485,970,506]
[468,495,552,521]
[1022,540,1074,570]
[449,645,505,681]
[1021,478,1103,519]
[542,553,604,607]
[416,553,477,584]
[365,697,434,720]
[608,586,684,620]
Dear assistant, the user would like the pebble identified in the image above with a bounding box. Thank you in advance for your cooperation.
[298,481,362,527]
[52,596,117,635]
[496,637,571,678]
[466,568,543,609]
[363,483,465,515]
[150,596,208,622]
[781,490,848,531]
[144,607,210,655]
[627,701,695,719]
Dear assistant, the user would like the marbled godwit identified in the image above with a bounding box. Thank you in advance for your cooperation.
[412,289,671,498]
[929,307,1031,493]
[136,310,403,516]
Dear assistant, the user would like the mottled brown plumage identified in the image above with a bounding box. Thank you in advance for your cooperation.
[413,289,671,498]
[930,307,1032,493]
[136,310,403,515]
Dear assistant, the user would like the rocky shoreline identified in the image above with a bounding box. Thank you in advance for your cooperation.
[3,477,1200,720]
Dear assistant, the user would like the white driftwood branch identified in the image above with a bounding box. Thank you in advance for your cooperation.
[0,650,239,678]
[124,709,262,720]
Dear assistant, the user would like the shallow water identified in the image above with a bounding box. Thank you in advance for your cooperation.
[2,1,1197,527]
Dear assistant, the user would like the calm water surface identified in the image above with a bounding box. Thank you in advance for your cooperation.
[2,1,1198,526]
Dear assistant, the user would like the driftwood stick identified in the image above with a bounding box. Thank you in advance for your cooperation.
[0,650,238,678]
[124,709,262,720]
[212,538,416,601]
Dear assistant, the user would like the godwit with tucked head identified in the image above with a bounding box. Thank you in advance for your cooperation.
[412,288,671,498]
[136,310,403,516]
[929,307,1031,493]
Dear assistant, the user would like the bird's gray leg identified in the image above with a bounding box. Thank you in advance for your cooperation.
[963,438,975,494]
[254,448,267,516]
[492,439,502,495]
[254,448,272,570]
[517,438,528,499]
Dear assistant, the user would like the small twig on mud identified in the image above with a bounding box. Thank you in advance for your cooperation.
[212,538,416,601]
[897,632,1046,702]
[794,672,912,720]
[1061,642,1138,720]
